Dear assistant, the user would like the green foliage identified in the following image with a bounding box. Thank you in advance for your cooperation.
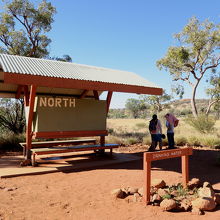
[202,136,220,148]
[0,0,56,57]
[0,132,25,151]
[161,193,172,200]
[135,122,147,129]
[125,98,148,118]
[157,17,220,117]
[188,136,201,146]
[108,109,128,119]
[124,137,139,145]
[185,114,216,133]
[175,136,187,146]
[0,98,25,134]
[142,136,151,145]
[140,90,172,113]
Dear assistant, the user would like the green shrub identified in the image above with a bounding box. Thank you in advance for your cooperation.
[202,136,220,148]
[124,137,139,145]
[185,115,216,134]
[142,136,152,145]
[135,122,147,129]
[0,132,25,151]
[106,135,124,145]
[175,136,187,146]
[188,136,201,146]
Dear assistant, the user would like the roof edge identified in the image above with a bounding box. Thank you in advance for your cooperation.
[3,72,163,95]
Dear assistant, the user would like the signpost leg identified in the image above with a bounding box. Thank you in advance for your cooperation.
[143,153,151,205]
[181,155,189,187]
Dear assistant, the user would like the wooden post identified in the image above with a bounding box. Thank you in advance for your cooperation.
[99,135,105,155]
[25,85,37,160]
[181,155,189,187]
[143,153,151,204]
[106,91,113,113]
[143,148,193,205]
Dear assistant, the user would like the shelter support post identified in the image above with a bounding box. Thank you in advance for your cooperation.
[106,91,113,113]
[25,85,37,160]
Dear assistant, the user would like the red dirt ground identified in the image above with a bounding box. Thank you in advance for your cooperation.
[0,146,220,220]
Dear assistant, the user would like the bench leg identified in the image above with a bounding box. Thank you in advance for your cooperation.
[110,148,113,156]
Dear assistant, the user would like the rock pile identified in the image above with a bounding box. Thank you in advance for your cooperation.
[111,178,220,215]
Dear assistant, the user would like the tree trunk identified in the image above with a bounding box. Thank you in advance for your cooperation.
[191,81,199,118]
[205,100,217,116]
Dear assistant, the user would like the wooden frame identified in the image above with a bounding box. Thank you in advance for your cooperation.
[4,72,163,95]
[33,130,108,139]
[143,147,193,205]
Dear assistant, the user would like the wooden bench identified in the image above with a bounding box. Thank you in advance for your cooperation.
[20,139,97,156]
[31,143,119,166]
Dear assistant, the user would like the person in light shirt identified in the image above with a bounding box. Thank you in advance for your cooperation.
[165,113,178,149]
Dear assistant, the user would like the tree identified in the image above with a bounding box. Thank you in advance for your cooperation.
[140,91,172,114]
[157,17,220,117]
[206,73,220,115]
[0,99,25,134]
[50,54,73,62]
[0,0,56,134]
[0,0,56,58]
[125,98,148,118]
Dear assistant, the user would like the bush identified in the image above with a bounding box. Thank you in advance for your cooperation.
[0,132,25,152]
[175,136,187,146]
[185,114,216,134]
[187,136,201,146]
[142,136,152,145]
[124,137,139,145]
[105,135,124,145]
[202,136,220,148]
[135,122,147,129]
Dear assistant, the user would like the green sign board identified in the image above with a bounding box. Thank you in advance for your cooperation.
[32,96,107,132]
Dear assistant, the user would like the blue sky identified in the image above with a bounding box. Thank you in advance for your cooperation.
[3,0,220,108]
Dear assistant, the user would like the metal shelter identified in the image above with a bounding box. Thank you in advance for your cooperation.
[0,54,163,160]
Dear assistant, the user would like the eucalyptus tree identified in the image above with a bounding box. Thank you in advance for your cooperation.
[206,74,220,115]
[0,0,56,57]
[157,17,220,117]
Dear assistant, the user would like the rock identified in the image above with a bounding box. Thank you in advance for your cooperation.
[203,182,213,190]
[133,193,141,202]
[160,199,176,211]
[121,187,129,195]
[187,178,200,189]
[111,189,125,199]
[198,187,215,199]
[151,193,162,203]
[157,188,168,197]
[180,199,191,211]
[127,187,138,195]
[3,187,17,192]
[191,207,204,215]
[192,197,216,211]
[151,179,166,189]
[214,193,220,205]
[138,187,143,196]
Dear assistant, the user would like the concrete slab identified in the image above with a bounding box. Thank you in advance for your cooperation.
[0,151,140,178]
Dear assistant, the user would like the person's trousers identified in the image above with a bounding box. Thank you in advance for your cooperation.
[167,132,175,149]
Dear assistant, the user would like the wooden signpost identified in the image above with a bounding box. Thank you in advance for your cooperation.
[143,147,193,204]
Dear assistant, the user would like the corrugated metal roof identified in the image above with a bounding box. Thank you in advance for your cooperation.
[0,54,160,88]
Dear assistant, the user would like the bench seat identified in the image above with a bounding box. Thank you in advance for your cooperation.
[31,143,119,166]
[20,139,97,156]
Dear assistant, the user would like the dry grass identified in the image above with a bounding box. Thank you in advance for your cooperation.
[107,118,220,148]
